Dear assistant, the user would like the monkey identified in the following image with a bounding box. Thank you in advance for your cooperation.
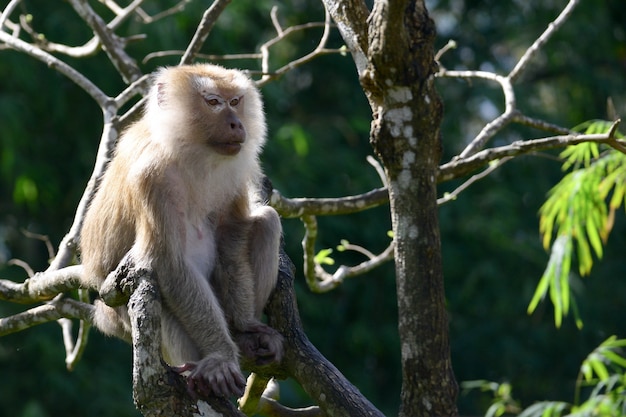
[79,63,284,399]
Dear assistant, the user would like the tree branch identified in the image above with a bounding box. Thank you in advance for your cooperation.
[0,265,86,304]
[58,288,91,371]
[437,157,513,205]
[265,254,385,417]
[0,29,110,107]
[437,70,516,158]
[257,7,339,87]
[0,297,93,336]
[68,0,142,83]
[437,0,581,158]
[320,0,369,76]
[270,187,388,218]
[508,0,580,82]
[439,125,624,183]
[18,0,145,59]
[180,0,232,65]
[48,112,120,271]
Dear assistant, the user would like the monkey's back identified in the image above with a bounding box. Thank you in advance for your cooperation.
[80,122,156,289]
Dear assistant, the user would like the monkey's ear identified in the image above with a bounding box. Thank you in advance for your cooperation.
[156,82,167,107]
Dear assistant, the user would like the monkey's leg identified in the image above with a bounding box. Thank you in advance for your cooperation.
[212,204,283,366]
[247,205,282,317]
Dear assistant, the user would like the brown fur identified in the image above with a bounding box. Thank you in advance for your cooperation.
[80,64,283,398]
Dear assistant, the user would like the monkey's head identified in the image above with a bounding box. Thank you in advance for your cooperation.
[146,64,267,159]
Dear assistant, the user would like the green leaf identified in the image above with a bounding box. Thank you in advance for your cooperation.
[314,248,335,265]
[560,142,599,171]
[580,336,626,383]
[528,234,572,324]
[603,350,626,368]
[589,356,610,381]
[518,401,569,417]
[527,259,554,314]
[13,175,39,206]
[585,216,603,259]
[336,239,349,252]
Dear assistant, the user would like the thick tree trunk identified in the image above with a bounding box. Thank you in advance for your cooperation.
[363,1,459,416]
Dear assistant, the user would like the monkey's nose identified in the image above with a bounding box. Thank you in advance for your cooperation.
[230,120,244,131]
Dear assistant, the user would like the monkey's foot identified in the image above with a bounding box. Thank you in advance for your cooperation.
[172,355,246,398]
[234,323,284,366]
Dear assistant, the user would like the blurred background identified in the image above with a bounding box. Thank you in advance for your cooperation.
[0,0,625,416]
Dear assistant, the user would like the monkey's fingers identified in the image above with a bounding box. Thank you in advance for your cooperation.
[206,368,246,398]
[181,362,246,398]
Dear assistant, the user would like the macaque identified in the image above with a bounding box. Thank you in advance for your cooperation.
[80,64,283,398]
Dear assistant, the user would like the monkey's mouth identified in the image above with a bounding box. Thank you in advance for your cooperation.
[210,141,244,156]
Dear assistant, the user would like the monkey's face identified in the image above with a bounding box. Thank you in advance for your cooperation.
[148,64,267,160]
[199,91,247,156]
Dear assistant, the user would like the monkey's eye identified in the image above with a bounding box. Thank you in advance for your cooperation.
[203,94,223,106]
[229,97,240,107]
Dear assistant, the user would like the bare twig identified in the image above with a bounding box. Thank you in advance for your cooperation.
[437,0,581,158]
[437,157,513,205]
[268,7,282,37]
[68,0,142,83]
[435,39,457,64]
[19,0,145,58]
[133,0,192,24]
[7,259,35,277]
[0,30,110,107]
[438,70,516,158]
[180,0,232,65]
[0,0,21,31]
[299,214,394,293]
[512,112,572,135]
[115,74,152,108]
[19,14,101,57]
[258,7,337,86]
[509,0,580,82]
[0,297,93,336]
[144,9,344,87]
[49,114,120,271]
[301,214,319,291]
[20,229,55,260]
[367,155,388,188]
[144,50,262,64]
[339,240,377,260]
[60,288,91,371]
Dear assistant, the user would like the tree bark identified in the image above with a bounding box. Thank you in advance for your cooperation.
[363,1,459,416]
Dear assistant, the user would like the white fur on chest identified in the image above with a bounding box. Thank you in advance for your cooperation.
[184,218,216,279]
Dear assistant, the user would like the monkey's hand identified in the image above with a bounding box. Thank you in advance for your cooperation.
[234,322,284,366]
[172,354,246,398]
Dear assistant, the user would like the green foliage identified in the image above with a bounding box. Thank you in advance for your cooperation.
[579,336,626,385]
[530,120,625,328]
[467,337,626,417]
[461,380,520,417]
[517,401,570,417]
[314,248,335,266]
